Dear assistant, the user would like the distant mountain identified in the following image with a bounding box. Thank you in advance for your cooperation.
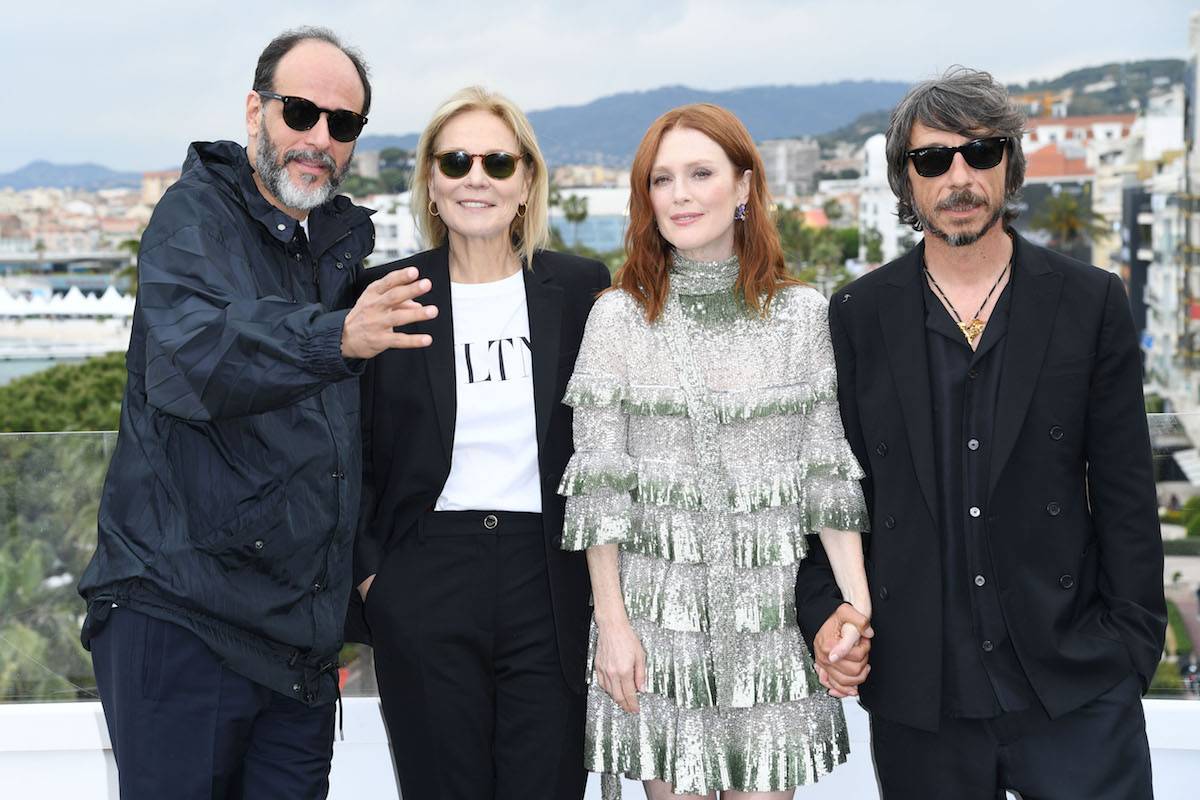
[0,160,142,191]
[361,80,913,167]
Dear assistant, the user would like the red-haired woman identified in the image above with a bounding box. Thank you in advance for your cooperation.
[558,104,872,799]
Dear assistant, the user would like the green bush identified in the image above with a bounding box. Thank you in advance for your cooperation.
[0,352,126,433]
[1151,659,1184,693]
[1167,600,1194,657]
[1161,509,1185,525]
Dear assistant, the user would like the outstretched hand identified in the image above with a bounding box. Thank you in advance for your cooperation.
[813,603,873,698]
[342,267,437,359]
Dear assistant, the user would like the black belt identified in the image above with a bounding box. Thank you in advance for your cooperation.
[421,510,542,536]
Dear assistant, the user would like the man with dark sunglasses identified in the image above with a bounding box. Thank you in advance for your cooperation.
[78,26,434,799]
[796,67,1164,799]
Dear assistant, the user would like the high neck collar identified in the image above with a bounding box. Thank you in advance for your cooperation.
[670,251,740,296]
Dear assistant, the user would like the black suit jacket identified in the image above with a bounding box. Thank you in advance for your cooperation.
[345,245,611,692]
[795,233,1166,732]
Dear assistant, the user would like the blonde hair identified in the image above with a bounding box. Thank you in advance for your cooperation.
[411,86,550,267]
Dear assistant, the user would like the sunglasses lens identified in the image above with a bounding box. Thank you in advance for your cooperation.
[280,97,321,132]
[482,152,518,179]
[963,138,1006,170]
[910,149,954,178]
[438,151,472,178]
[328,111,365,143]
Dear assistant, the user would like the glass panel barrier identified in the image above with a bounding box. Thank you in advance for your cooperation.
[2,414,1198,702]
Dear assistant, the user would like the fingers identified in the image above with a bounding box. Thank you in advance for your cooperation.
[617,669,640,714]
[634,647,647,693]
[367,267,424,296]
[829,621,862,662]
[385,303,437,329]
[834,602,871,633]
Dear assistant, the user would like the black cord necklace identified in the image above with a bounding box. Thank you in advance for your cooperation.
[924,261,1010,346]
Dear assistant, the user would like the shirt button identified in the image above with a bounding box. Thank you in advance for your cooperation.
[295,253,302,261]
[483,513,499,530]
[277,223,287,232]
[974,574,986,587]
[1046,501,1062,516]
[981,640,994,652]
[884,515,897,529]
[1059,574,1075,589]
[967,368,979,380]
[967,438,980,451]
[875,442,888,457]
[1049,425,1065,440]
[969,506,981,518]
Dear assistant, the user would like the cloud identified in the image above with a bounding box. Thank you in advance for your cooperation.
[1,0,1193,171]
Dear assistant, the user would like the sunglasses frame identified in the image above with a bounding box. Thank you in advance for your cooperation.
[434,150,527,180]
[256,91,368,143]
[905,136,1010,178]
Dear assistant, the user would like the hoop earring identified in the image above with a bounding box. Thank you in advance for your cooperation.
[516,203,527,218]
[428,200,439,217]
[734,203,747,221]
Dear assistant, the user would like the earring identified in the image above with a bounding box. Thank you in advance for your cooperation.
[516,203,527,218]
[734,203,747,221]
[428,200,439,217]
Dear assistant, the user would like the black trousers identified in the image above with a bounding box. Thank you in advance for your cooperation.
[367,511,587,800]
[91,607,335,800]
[871,674,1154,800]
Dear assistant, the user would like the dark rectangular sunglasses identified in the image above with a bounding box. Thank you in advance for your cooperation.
[257,91,367,143]
[435,150,525,180]
[906,136,1009,178]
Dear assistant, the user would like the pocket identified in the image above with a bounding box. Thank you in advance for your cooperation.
[188,481,287,554]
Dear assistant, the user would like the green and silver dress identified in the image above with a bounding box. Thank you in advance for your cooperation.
[558,253,869,797]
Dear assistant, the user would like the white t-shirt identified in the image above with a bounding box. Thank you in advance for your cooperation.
[434,269,542,513]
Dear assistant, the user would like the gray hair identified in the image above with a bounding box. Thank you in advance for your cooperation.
[886,66,1027,230]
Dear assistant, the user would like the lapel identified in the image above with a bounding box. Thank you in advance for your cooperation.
[418,246,456,462]
[988,234,1062,496]
[523,253,563,451]
[877,243,940,529]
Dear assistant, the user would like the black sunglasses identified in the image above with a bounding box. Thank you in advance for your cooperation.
[906,136,1009,178]
[434,150,525,180]
[256,91,367,143]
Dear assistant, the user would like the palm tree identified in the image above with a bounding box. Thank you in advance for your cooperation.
[116,237,140,296]
[561,194,588,247]
[1031,191,1109,249]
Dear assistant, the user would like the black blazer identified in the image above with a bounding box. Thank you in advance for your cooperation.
[795,233,1166,732]
[346,245,610,693]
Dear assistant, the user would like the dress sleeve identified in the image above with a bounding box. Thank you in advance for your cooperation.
[796,292,870,534]
[557,293,636,549]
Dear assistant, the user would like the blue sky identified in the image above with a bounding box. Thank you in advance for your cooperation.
[1,0,1194,172]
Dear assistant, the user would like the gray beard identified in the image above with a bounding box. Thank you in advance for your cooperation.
[916,190,1005,247]
[254,119,351,212]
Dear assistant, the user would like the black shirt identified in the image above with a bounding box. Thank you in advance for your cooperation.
[924,266,1039,718]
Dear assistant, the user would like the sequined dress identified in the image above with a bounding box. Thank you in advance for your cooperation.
[558,254,869,797]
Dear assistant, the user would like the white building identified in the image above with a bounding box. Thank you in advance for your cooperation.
[360,192,420,264]
[857,134,919,264]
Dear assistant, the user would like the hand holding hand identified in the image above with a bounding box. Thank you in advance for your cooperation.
[594,619,647,714]
[813,603,873,698]
[342,268,437,359]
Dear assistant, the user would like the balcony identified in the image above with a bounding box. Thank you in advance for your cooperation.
[2,423,1199,799]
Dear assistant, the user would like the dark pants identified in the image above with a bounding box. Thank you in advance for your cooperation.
[871,674,1154,800]
[367,511,586,800]
[91,607,335,800]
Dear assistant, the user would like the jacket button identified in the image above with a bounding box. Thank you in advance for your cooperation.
[1059,574,1074,589]
[875,442,888,457]
[969,506,981,518]
[884,515,896,529]
[1049,425,1064,440]
[483,514,499,530]
[981,640,994,652]
[878,586,890,601]
[967,438,980,451]
[336,261,344,270]
[253,539,265,551]
[292,683,302,693]
[312,583,322,594]
[974,574,986,587]
[1046,501,1062,516]
[343,252,352,260]
[331,470,345,479]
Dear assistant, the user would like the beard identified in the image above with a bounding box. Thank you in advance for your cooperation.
[254,117,352,211]
[915,188,1005,247]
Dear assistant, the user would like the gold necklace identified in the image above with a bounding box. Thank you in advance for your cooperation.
[924,262,1010,345]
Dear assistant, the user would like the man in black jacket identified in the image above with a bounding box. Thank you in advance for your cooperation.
[795,68,1166,799]
[77,27,432,799]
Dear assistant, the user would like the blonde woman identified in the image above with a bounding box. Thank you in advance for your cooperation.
[352,87,610,799]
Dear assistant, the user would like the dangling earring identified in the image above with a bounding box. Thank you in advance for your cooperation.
[428,200,439,217]
[734,203,747,221]
[516,202,527,218]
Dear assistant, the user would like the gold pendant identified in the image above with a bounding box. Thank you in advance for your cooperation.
[958,318,985,344]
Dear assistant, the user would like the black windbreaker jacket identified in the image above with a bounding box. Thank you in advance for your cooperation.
[78,140,374,705]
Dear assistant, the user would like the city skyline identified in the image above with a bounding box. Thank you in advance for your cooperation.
[0,0,1194,173]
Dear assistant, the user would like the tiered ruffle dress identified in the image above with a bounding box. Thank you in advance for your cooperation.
[558,254,870,797]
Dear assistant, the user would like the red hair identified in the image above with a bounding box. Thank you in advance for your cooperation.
[615,103,795,322]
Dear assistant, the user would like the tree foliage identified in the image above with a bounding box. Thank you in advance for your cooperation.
[0,352,127,434]
[1031,191,1109,248]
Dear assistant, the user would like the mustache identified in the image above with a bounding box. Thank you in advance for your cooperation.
[283,149,337,172]
[936,190,987,211]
